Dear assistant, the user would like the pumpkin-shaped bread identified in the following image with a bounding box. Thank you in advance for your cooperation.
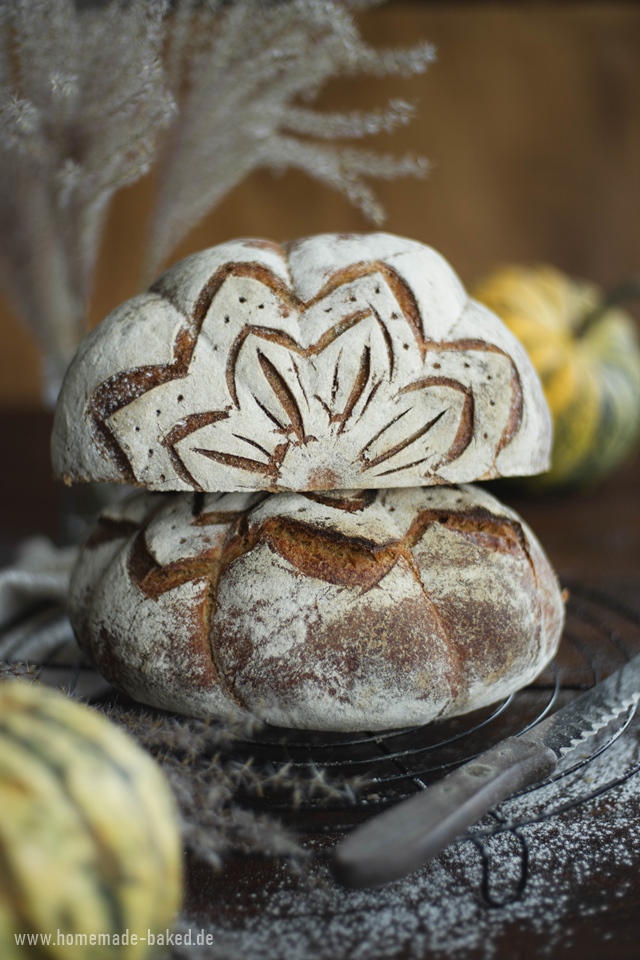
[68,484,564,732]
[474,264,640,490]
[0,681,181,960]
[53,234,552,493]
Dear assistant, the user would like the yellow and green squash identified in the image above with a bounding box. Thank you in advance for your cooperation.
[474,264,640,490]
[0,680,182,959]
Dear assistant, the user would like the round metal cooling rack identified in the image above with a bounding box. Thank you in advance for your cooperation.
[227,584,640,806]
[220,582,640,902]
[3,582,640,904]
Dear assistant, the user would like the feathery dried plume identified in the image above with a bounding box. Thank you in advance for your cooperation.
[147,0,433,274]
[0,0,175,403]
[0,660,39,682]
[0,0,433,402]
[97,698,364,869]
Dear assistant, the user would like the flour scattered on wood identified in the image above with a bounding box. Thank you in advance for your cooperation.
[175,715,640,960]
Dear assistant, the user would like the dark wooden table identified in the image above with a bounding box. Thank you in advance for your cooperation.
[2,411,640,960]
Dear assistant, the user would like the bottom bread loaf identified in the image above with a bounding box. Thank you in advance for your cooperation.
[69,484,565,731]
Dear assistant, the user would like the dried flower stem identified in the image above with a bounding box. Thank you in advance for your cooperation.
[0,0,174,402]
[0,0,433,402]
[96,700,365,870]
[146,0,434,275]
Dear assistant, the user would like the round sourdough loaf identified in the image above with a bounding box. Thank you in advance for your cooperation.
[69,483,564,731]
[53,233,552,492]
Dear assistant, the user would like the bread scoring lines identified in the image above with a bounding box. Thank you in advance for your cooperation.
[88,491,537,604]
[89,260,524,489]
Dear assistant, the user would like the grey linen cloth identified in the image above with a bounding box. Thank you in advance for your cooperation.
[0,537,81,665]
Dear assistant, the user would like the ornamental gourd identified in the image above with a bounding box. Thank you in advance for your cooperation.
[473,265,640,490]
[0,681,182,960]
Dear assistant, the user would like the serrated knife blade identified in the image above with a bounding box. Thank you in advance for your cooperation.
[333,653,640,888]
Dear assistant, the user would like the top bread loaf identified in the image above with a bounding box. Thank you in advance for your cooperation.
[52,233,552,492]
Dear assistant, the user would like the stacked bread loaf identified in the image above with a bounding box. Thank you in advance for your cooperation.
[53,233,564,731]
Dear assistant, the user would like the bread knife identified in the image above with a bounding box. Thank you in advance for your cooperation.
[333,653,640,888]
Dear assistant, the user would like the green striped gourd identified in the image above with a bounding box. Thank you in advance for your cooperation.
[0,680,181,959]
[474,264,640,490]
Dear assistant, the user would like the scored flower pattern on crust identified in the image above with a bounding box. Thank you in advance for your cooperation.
[54,235,551,491]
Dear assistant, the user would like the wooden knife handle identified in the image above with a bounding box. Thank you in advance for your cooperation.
[332,736,558,888]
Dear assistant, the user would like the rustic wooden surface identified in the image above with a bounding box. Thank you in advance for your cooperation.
[1,410,639,958]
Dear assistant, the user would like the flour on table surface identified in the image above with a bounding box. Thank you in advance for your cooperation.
[174,715,640,960]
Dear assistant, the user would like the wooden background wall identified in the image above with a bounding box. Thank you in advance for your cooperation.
[2,1,640,407]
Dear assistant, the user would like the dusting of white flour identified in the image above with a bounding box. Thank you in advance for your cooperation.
[175,716,640,960]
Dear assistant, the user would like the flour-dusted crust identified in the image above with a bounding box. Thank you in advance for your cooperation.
[69,484,564,731]
[53,234,552,492]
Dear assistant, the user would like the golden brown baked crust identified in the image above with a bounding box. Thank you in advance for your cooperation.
[69,484,564,731]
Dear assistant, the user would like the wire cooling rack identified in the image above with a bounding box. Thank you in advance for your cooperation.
[219,582,640,902]
[227,585,640,794]
[3,581,640,904]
